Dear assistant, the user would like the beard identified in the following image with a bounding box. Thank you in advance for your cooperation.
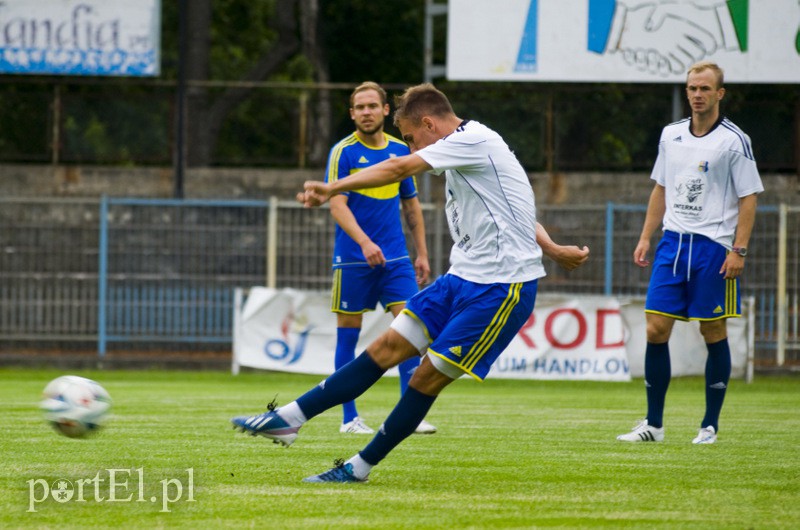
[356,121,383,135]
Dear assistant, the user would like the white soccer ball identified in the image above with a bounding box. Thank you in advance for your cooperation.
[40,375,112,438]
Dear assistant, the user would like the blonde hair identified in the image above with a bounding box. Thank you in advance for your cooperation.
[687,61,724,89]
[350,81,387,107]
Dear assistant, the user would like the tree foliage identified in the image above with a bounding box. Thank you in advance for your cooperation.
[0,1,795,172]
[320,0,425,83]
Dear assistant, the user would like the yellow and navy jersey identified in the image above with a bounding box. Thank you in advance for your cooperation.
[325,132,418,268]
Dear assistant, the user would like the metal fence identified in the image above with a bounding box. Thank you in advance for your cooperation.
[777,205,800,365]
[0,197,797,366]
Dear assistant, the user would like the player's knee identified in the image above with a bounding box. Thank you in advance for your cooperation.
[646,313,675,344]
[699,320,727,343]
[409,355,456,396]
[366,329,418,370]
[645,318,672,343]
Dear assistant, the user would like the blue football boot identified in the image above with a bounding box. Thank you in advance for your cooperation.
[231,400,299,447]
[302,459,367,483]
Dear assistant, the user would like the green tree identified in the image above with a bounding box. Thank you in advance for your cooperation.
[320,0,425,83]
[182,0,310,167]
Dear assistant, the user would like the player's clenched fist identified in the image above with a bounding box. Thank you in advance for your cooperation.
[296,180,331,207]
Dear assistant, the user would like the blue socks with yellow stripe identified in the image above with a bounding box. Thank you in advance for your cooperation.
[702,338,731,432]
[645,341,671,429]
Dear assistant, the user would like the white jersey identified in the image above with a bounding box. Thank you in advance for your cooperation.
[651,116,763,247]
[416,120,545,284]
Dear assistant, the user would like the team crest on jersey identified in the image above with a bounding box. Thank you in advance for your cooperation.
[698,161,709,172]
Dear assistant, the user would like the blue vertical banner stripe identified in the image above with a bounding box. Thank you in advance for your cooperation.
[514,0,538,72]
[587,0,617,53]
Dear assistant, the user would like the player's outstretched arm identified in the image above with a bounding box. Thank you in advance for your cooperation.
[297,154,432,208]
[297,181,332,208]
[535,222,590,271]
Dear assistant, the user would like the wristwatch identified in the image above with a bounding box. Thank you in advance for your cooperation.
[732,246,748,257]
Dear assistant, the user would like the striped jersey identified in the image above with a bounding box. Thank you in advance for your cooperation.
[325,132,418,268]
[651,116,763,247]
[415,120,545,284]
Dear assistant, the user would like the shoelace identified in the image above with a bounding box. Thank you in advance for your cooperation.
[243,397,280,427]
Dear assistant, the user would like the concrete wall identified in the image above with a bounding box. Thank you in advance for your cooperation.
[1,164,798,206]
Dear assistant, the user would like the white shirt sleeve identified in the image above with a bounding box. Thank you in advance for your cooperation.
[417,132,488,175]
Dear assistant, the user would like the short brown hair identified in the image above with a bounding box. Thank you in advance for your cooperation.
[687,61,724,89]
[350,81,387,107]
[393,83,454,127]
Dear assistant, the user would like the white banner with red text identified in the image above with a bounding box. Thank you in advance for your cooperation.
[232,288,753,382]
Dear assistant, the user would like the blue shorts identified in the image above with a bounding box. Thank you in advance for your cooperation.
[331,258,418,314]
[645,231,740,321]
[404,274,538,381]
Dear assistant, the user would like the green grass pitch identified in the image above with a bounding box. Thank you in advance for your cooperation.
[1,368,798,529]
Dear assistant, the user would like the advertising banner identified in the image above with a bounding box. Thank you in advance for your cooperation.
[0,0,160,76]
[232,287,400,378]
[232,288,753,382]
[447,0,800,83]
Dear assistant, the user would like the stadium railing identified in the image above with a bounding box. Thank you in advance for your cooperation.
[0,197,796,367]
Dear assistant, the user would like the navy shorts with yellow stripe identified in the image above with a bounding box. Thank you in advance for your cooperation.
[331,258,418,314]
[645,230,740,321]
[404,274,538,381]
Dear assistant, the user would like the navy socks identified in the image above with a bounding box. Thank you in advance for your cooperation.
[644,341,671,428]
[642,338,731,433]
[702,338,731,432]
[397,356,419,396]
[360,386,436,465]
[334,327,361,423]
[333,328,420,422]
[296,352,386,420]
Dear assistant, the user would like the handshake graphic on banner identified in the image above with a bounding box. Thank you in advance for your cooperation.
[588,0,750,75]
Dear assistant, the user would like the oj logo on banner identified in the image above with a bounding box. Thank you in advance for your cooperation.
[264,326,313,365]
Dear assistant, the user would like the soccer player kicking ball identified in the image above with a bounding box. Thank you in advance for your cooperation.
[617,61,763,445]
[232,83,589,482]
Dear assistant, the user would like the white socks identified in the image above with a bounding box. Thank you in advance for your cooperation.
[277,401,307,427]
[346,454,373,480]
